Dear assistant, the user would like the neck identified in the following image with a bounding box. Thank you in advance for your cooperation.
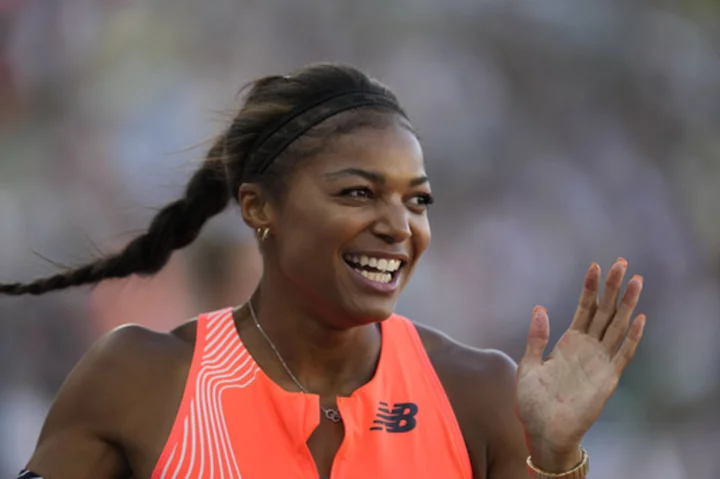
[241,278,382,398]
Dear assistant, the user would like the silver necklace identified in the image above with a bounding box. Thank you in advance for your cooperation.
[246,301,343,423]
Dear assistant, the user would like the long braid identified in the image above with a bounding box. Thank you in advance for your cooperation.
[0,139,230,295]
[0,63,407,296]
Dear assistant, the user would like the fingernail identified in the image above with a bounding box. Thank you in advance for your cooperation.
[631,274,644,285]
[533,305,547,315]
[589,262,600,272]
[637,314,647,333]
[617,257,628,268]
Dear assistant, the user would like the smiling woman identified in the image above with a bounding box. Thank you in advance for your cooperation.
[1,63,645,479]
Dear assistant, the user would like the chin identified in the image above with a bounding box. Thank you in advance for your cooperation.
[332,261,412,326]
[340,296,399,326]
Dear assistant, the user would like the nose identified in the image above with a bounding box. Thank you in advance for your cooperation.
[372,200,412,244]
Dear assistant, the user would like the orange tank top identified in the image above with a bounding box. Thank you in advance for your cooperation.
[151,307,472,478]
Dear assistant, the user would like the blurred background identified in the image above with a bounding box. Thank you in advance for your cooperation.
[0,0,719,476]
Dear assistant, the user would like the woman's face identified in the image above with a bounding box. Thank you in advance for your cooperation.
[272,122,432,326]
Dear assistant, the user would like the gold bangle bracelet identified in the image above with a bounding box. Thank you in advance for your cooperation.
[526,447,589,478]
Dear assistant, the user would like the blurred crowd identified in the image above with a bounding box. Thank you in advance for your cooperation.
[0,0,719,476]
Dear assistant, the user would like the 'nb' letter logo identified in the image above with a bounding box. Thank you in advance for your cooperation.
[369,402,418,433]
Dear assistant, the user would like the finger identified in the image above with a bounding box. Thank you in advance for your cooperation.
[522,306,550,368]
[601,274,644,352]
[612,313,646,375]
[569,262,601,332]
[587,258,628,339]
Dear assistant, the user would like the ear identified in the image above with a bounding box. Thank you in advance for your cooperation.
[238,183,275,232]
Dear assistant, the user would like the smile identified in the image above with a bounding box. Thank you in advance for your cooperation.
[343,254,405,287]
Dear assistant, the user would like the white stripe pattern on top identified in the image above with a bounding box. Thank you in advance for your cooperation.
[160,309,259,479]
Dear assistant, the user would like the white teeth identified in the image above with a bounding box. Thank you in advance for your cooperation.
[344,254,404,273]
[360,270,392,283]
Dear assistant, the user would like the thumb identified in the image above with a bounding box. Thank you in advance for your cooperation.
[522,305,550,368]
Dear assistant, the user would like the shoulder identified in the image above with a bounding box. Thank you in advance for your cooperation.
[86,321,195,380]
[412,321,528,476]
[411,321,518,391]
[36,317,200,443]
[26,321,199,477]
[64,324,169,397]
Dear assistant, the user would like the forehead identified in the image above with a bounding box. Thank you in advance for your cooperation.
[301,124,426,179]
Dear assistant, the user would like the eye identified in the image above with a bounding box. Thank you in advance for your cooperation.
[409,193,435,207]
[340,187,373,199]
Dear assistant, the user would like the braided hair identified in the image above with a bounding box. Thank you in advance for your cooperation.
[0,63,409,296]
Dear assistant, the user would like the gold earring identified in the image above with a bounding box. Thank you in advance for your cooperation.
[257,227,270,241]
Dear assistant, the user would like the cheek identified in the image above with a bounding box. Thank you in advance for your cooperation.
[276,206,357,277]
[412,216,432,258]
[278,215,320,262]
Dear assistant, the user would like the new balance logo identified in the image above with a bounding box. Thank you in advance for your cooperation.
[369,401,418,433]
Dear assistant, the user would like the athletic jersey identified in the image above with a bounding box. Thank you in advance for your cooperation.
[151,307,472,478]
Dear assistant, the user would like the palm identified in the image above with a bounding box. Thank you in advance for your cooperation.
[517,330,618,446]
[515,260,646,452]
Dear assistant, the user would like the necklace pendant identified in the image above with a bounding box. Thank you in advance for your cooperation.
[324,408,342,423]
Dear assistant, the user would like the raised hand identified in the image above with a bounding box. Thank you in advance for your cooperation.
[515,258,646,471]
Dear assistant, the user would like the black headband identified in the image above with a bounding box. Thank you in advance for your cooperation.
[246,89,406,177]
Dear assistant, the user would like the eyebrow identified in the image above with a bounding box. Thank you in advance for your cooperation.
[323,168,429,187]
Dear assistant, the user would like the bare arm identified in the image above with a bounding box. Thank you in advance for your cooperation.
[450,348,567,479]
[443,346,529,479]
[419,325,529,479]
[480,351,531,479]
[22,326,150,478]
